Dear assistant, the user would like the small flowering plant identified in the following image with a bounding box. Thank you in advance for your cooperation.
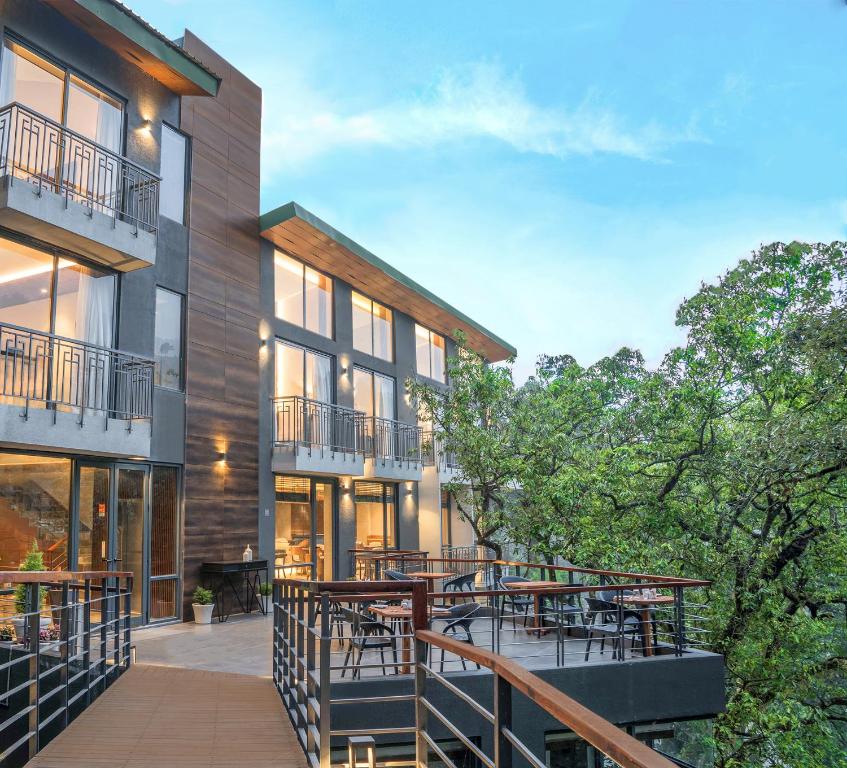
[39,625,60,642]
[0,624,15,642]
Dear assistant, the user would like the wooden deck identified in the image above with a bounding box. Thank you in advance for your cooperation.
[26,664,307,768]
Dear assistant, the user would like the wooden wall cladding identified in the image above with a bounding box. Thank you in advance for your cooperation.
[179,31,262,615]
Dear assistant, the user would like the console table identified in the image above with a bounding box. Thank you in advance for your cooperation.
[200,560,269,623]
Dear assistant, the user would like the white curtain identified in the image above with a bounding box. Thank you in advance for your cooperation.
[0,46,16,109]
[374,374,395,420]
[94,100,121,210]
[306,352,332,404]
[73,269,115,412]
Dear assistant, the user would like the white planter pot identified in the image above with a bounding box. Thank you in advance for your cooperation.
[260,596,271,613]
[192,603,214,624]
[12,616,51,642]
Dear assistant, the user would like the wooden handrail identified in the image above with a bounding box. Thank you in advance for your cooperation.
[417,629,678,768]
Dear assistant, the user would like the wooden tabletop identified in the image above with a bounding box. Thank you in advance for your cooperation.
[616,594,675,606]
[503,580,561,589]
[405,571,455,580]
[369,604,452,619]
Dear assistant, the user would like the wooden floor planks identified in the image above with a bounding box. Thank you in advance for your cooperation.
[26,664,308,768]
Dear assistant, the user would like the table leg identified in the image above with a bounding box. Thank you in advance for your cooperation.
[641,608,654,656]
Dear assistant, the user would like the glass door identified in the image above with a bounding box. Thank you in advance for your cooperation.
[115,465,147,622]
[76,463,111,571]
[275,476,335,580]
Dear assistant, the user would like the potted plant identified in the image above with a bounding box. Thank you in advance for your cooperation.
[258,582,273,613]
[12,543,51,642]
[192,586,215,624]
[0,625,14,643]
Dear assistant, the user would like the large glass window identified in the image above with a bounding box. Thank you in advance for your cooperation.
[354,481,397,549]
[274,251,333,338]
[0,453,71,572]
[415,324,447,383]
[0,237,116,345]
[150,466,179,621]
[0,39,64,121]
[159,124,188,224]
[353,367,395,420]
[154,288,184,390]
[352,291,393,361]
[275,476,332,580]
[275,340,332,402]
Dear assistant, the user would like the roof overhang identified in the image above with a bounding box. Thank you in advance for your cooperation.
[43,0,219,97]
[260,202,516,363]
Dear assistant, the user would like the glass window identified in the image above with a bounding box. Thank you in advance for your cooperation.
[274,477,332,580]
[354,481,397,549]
[441,490,452,548]
[154,288,183,390]
[415,323,447,383]
[0,39,64,121]
[351,290,393,361]
[275,340,332,403]
[274,251,332,338]
[159,124,188,224]
[65,75,122,152]
[353,367,394,419]
[0,237,55,332]
[54,259,116,346]
[0,453,70,571]
[150,466,179,620]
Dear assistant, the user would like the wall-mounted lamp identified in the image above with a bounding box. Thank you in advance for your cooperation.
[138,118,153,135]
[216,451,227,463]
[260,338,268,350]
[340,362,349,375]
[341,477,352,493]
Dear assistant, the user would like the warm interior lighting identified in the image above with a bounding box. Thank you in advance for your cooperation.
[216,451,227,463]
[138,118,153,135]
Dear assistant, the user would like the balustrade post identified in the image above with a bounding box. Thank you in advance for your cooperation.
[59,581,70,730]
[493,673,513,768]
[83,578,92,706]
[319,592,331,768]
[26,581,41,760]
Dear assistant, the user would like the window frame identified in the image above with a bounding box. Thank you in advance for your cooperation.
[354,481,399,550]
[351,290,393,362]
[153,286,185,391]
[1,32,127,153]
[273,250,334,339]
[159,122,190,225]
[414,323,447,384]
[275,338,336,404]
[352,365,396,420]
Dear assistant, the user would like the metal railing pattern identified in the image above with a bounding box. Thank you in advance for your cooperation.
[421,431,458,472]
[272,396,365,455]
[0,322,154,423]
[365,416,422,464]
[273,576,691,768]
[0,570,133,767]
[0,102,160,234]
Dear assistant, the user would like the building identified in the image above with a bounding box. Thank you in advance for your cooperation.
[256,202,514,580]
[0,0,510,620]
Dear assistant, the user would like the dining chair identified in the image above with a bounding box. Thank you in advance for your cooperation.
[429,602,482,672]
[339,607,399,679]
[498,575,533,628]
[583,597,640,661]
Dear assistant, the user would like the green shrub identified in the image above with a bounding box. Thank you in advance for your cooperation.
[192,586,214,605]
[14,542,48,615]
[258,582,273,597]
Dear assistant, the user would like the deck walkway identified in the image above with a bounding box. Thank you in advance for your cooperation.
[26,664,307,768]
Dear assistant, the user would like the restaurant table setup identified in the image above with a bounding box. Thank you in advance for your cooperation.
[369,601,452,672]
[614,588,675,656]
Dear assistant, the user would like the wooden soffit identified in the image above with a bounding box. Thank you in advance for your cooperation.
[260,202,516,363]
[43,0,219,96]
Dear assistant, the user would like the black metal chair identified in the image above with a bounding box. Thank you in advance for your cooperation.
[429,602,482,672]
[583,597,640,661]
[498,575,533,628]
[384,569,413,581]
[339,607,399,679]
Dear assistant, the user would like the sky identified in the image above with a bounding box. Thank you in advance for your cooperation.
[134,0,847,381]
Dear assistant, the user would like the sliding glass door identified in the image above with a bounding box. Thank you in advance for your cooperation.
[274,475,334,580]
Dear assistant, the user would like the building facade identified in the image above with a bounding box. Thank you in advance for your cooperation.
[0,0,509,620]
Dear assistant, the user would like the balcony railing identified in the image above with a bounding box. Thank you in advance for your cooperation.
[0,322,154,423]
[421,430,459,472]
[365,416,422,463]
[0,102,160,235]
[272,396,365,455]
[0,570,133,767]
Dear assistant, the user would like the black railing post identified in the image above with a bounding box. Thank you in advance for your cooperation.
[59,580,70,730]
[83,578,92,706]
[319,592,331,768]
[26,580,41,760]
[494,673,512,768]
[674,585,686,656]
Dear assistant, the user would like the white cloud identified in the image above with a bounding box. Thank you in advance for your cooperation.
[261,62,698,174]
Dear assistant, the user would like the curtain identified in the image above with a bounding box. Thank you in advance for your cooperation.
[374,374,395,420]
[94,98,121,211]
[307,352,332,404]
[72,267,115,412]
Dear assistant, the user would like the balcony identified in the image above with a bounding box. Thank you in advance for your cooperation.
[0,322,154,457]
[422,429,461,482]
[0,102,159,272]
[361,416,423,482]
[272,396,366,476]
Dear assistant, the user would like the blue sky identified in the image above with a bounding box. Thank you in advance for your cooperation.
[135,0,847,380]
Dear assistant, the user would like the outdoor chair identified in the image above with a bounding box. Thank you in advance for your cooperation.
[429,602,482,672]
[339,607,399,679]
[498,575,533,628]
[583,597,641,661]
[444,572,477,592]
[384,569,414,581]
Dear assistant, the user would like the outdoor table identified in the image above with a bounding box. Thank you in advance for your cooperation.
[201,560,269,623]
[368,604,452,673]
[404,571,455,593]
[614,594,676,656]
[503,580,563,634]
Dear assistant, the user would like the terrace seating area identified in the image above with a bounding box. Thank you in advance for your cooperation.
[275,555,711,683]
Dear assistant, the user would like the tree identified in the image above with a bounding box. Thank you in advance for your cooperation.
[408,333,520,558]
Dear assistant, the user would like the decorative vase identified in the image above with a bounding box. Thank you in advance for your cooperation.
[192,603,214,625]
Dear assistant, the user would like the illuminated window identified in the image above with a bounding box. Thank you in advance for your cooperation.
[274,251,332,338]
[415,324,446,383]
[275,340,332,402]
[351,291,393,361]
[353,367,395,419]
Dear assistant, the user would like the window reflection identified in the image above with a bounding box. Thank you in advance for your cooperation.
[154,288,183,390]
